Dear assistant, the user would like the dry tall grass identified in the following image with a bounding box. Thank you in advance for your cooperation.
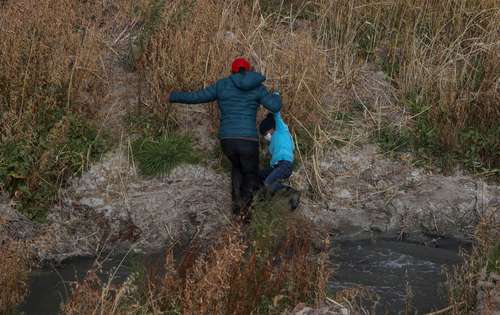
[446,213,500,314]
[1,1,498,311]
[0,0,138,219]
[0,0,107,130]
[62,269,130,315]
[0,240,32,313]
[137,0,333,196]
[314,0,499,170]
[138,0,498,179]
[140,0,330,136]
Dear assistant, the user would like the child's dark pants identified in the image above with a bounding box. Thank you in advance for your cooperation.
[259,160,293,193]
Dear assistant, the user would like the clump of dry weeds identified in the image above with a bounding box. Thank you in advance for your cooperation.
[446,213,500,314]
[171,220,329,314]
[333,286,379,315]
[62,269,131,315]
[62,204,331,315]
[0,240,32,313]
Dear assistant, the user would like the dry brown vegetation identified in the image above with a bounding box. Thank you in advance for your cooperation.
[140,0,499,178]
[1,0,499,313]
[118,0,500,204]
[140,0,330,140]
[62,206,331,315]
[345,0,500,173]
[0,0,127,220]
[1,0,498,216]
[0,240,32,313]
[446,213,500,314]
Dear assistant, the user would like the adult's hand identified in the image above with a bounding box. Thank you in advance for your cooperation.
[162,91,171,104]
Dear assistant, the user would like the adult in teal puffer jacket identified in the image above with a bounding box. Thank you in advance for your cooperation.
[165,58,281,217]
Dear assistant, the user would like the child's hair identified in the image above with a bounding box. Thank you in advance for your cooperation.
[259,113,275,135]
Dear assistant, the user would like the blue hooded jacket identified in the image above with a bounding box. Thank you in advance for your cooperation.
[268,112,294,167]
[169,71,281,140]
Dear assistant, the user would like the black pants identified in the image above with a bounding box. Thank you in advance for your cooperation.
[221,139,260,215]
[259,160,293,193]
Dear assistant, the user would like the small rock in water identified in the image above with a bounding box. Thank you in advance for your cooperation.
[337,189,352,199]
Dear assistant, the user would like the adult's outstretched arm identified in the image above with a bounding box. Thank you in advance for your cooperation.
[169,84,217,104]
[259,87,281,113]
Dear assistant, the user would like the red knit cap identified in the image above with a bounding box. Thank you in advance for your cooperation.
[231,57,251,73]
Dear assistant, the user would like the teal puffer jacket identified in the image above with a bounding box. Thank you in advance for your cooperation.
[169,71,281,140]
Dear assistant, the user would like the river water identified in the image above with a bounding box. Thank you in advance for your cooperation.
[19,238,466,315]
[330,239,465,314]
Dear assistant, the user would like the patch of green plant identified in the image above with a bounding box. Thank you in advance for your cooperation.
[0,113,107,221]
[375,90,438,157]
[354,21,377,60]
[486,243,500,274]
[249,195,293,257]
[206,144,232,174]
[405,93,442,155]
[293,127,315,157]
[375,124,412,154]
[375,88,499,177]
[133,135,200,177]
[407,89,498,173]
[125,107,179,139]
[459,125,500,173]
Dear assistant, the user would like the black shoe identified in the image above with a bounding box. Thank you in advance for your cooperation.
[234,211,251,225]
[288,188,301,210]
[232,203,241,216]
[255,186,274,202]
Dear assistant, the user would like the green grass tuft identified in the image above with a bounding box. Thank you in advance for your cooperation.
[375,124,412,154]
[133,135,199,177]
[249,193,296,257]
[0,113,107,221]
[375,89,499,177]
[486,243,500,275]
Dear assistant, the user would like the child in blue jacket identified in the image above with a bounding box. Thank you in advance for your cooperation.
[259,112,300,209]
